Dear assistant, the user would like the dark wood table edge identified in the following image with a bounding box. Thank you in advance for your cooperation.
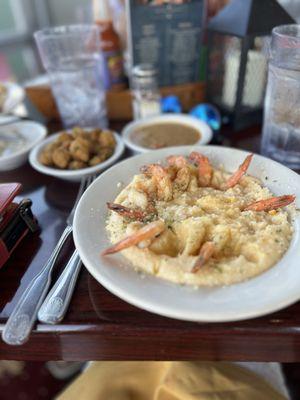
[1,321,300,361]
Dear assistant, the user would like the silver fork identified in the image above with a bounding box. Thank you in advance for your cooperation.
[2,175,95,346]
[38,175,97,324]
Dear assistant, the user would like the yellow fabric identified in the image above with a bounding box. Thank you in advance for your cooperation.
[57,361,287,400]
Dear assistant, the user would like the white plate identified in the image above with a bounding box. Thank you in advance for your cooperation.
[1,81,25,113]
[0,121,47,171]
[73,146,300,322]
[29,129,125,181]
[122,114,212,154]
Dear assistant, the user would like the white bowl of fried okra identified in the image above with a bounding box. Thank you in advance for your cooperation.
[29,126,125,181]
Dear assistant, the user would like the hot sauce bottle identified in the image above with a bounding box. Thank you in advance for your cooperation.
[93,0,126,90]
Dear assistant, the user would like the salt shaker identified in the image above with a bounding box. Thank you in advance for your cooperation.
[131,64,161,120]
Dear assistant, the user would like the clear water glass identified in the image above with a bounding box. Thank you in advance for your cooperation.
[34,25,107,128]
[261,25,300,168]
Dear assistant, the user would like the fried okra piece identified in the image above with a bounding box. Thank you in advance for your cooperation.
[56,132,72,144]
[52,148,71,169]
[98,130,115,148]
[89,147,113,166]
[44,142,60,153]
[39,150,53,166]
[89,140,100,155]
[72,126,85,138]
[60,140,72,150]
[99,147,113,159]
[89,156,102,166]
[69,137,90,162]
[39,142,61,166]
[90,128,102,141]
[69,160,88,170]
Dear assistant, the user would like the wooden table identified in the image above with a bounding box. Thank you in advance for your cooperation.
[1,124,300,362]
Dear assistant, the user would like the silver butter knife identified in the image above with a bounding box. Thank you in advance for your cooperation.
[2,175,94,345]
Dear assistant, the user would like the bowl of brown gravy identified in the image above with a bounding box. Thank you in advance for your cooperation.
[122,114,212,154]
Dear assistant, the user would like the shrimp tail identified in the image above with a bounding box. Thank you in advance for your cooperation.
[107,202,147,221]
[243,195,295,212]
[225,154,253,189]
[192,241,215,273]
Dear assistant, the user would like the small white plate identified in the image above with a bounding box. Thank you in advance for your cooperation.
[73,146,300,322]
[0,121,47,171]
[122,114,213,154]
[1,81,25,113]
[29,129,125,181]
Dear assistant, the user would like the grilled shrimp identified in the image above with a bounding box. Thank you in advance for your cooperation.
[102,220,165,255]
[167,155,188,169]
[167,155,190,191]
[141,163,173,201]
[189,152,213,187]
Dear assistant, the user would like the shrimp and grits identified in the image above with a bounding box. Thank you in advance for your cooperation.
[102,152,295,287]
